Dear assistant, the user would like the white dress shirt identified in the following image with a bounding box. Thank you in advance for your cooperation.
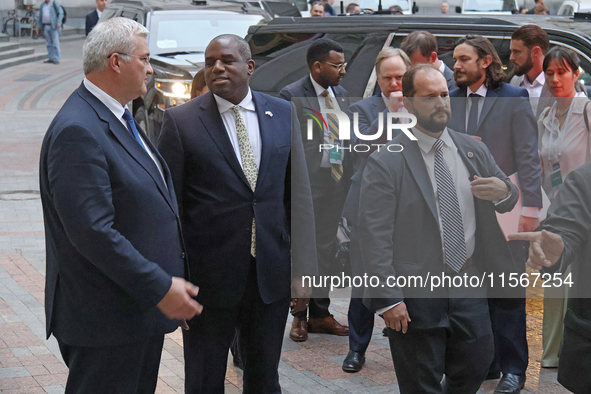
[97,9,103,18]
[83,78,166,184]
[376,128,477,316]
[214,88,262,169]
[465,84,488,133]
[310,75,341,168]
[515,72,545,114]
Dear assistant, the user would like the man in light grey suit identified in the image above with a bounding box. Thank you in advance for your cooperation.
[400,31,456,92]
[359,64,519,393]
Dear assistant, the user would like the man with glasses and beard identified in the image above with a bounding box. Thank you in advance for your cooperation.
[449,35,541,394]
[359,64,519,393]
[279,38,352,343]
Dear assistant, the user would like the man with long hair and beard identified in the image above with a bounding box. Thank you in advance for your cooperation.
[449,35,542,394]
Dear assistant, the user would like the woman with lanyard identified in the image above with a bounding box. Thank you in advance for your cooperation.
[537,46,591,369]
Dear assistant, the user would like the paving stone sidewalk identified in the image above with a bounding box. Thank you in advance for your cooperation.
[0,37,572,393]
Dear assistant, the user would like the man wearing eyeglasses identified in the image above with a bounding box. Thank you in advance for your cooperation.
[39,17,201,393]
[279,38,352,343]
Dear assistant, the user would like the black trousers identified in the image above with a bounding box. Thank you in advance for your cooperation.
[558,325,591,394]
[183,258,290,394]
[387,298,493,394]
[305,168,349,319]
[58,335,165,394]
[488,240,529,376]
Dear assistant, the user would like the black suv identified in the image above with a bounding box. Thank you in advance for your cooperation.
[100,0,271,141]
[246,14,591,97]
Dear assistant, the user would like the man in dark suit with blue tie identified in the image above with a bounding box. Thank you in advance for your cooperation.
[340,47,410,372]
[39,17,202,393]
[278,38,352,342]
[360,64,519,393]
[85,0,106,36]
[157,34,315,393]
[449,35,542,394]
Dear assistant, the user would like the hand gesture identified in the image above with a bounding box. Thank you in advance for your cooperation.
[387,91,404,113]
[382,302,411,334]
[518,215,539,233]
[470,175,509,201]
[508,230,564,270]
[157,277,203,321]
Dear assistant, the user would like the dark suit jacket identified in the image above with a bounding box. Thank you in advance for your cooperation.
[449,83,542,208]
[39,83,186,347]
[278,75,353,190]
[442,62,457,92]
[358,129,519,328]
[542,162,591,328]
[85,10,99,36]
[341,94,388,225]
[157,91,316,308]
[541,162,591,391]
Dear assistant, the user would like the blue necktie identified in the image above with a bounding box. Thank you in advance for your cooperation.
[433,139,467,273]
[122,109,149,153]
[467,93,481,135]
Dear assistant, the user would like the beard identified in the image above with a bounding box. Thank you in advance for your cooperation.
[512,56,534,77]
[454,68,484,89]
[416,108,451,134]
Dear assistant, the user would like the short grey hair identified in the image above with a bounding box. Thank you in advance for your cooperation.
[83,17,149,74]
[375,47,411,75]
[208,34,252,61]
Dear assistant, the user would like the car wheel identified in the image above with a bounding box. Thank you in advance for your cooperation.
[134,105,155,143]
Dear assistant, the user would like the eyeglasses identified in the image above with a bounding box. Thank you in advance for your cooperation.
[323,61,348,72]
[107,52,151,66]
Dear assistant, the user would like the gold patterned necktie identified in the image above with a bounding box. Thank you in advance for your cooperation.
[231,105,258,257]
[321,89,343,182]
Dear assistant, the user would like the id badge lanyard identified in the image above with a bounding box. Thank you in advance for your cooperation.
[547,102,573,188]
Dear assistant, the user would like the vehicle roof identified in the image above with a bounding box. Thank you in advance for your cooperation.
[110,0,268,15]
[248,14,591,38]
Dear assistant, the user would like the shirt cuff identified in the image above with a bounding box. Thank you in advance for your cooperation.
[493,180,512,206]
[376,301,402,316]
[520,206,541,218]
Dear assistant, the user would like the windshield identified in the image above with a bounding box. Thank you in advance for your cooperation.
[149,11,264,56]
[358,0,410,11]
[463,0,516,11]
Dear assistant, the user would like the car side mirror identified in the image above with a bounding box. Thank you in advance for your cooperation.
[456,6,462,12]
[412,2,419,13]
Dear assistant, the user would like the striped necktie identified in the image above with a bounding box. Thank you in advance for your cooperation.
[321,89,343,182]
[433,139,467,273]
[231,105,258,257]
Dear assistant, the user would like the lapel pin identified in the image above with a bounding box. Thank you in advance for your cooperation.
[467,152,474,158]
[265,111,273,117]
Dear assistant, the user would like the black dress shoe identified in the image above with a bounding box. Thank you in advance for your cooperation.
[494,373,525,394]
[43,60,54,64]
[342,350,365,373]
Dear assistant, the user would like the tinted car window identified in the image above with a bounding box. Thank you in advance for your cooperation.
[121,9,142,22]
[149,11,265,55]
[250,32,384,96]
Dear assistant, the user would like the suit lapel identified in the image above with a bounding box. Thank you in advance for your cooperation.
[451,89,467,133]
[77,84,177,213]
[400,139,438,221]
[198,93,251,189]
[450,131,481,179]
[252,92,272,192]
[479,89,499,130]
